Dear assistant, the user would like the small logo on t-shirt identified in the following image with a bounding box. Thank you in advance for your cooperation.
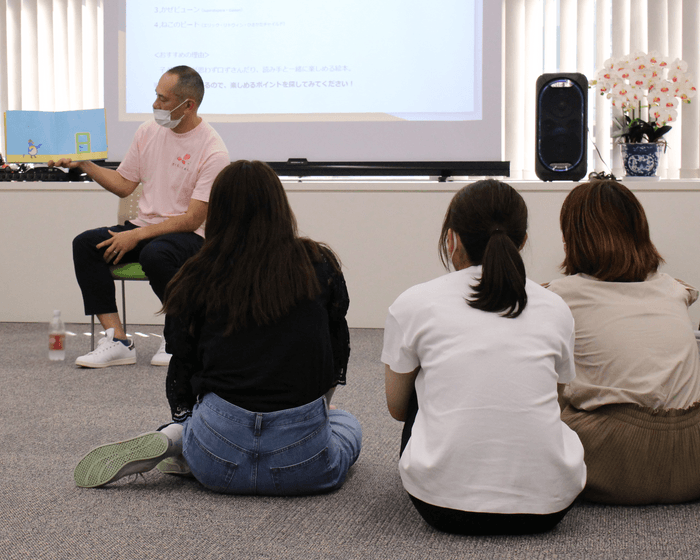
[177,154,191,166]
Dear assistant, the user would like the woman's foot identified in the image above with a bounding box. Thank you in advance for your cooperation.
[156,454,194,478]
[74,432,172,488]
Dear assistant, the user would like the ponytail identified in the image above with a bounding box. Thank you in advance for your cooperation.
[469,229,527,318]
[439,180,529,318]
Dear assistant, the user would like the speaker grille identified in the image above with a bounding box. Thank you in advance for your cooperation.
[535,74,587,180]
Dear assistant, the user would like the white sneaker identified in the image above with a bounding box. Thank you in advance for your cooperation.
[74,432,172,487]
[76,328,136,368]
[151,337,171,366]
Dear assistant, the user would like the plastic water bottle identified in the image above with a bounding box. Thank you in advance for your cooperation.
[49,310,66,361]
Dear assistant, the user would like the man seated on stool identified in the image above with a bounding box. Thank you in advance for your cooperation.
[49,65,230,368]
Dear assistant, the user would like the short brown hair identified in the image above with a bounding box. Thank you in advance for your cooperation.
[560,180,663,282]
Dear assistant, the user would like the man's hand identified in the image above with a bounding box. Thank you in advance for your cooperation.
[48,159,139,198]
[47,158,82,170]
[97,229,143,265]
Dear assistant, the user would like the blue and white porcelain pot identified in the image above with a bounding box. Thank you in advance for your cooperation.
[620,143,661,177]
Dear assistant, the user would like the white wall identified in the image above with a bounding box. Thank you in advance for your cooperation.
[2,179,700,328]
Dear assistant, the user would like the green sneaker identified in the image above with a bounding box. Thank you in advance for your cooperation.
[74,432,170,488]
[156,455,194,478]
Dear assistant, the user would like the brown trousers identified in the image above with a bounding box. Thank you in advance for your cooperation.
[562,402,700,505]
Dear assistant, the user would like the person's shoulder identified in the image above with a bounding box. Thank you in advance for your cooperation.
[127,120,162,153]
[408,273,451,293]
[196,119,217,135]
[391,267,480,310]
[136,119,160,136]
[607,271,689,295]
[308,242,341,273]
[390,273,452,309]
[545,273,581,287]
[528,277,566,300]
[648,272,699,305]
[650,271,686,287]
[544,274,585,296]
[197,120,228,148]
[526,278,574,319]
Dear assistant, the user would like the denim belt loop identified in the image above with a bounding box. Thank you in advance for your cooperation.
[254,413,263,436]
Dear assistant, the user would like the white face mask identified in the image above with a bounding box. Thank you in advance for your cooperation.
[449,230,459,265]
[153,99,189,129]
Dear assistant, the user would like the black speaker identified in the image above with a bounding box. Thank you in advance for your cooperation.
[535,73,588,181]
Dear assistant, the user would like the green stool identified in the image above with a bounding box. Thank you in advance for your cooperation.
[90,262,149,350]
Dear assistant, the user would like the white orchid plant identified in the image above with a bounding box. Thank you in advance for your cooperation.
[593,52,696,144]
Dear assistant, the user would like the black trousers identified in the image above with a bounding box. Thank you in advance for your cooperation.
[72,221,203,315]
[400,390,572,536]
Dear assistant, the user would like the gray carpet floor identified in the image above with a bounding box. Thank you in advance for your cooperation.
[1,323,699,559]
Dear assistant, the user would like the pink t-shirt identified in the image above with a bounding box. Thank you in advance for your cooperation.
[117,119,230,237]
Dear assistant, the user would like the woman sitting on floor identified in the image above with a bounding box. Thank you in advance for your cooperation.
[74,160,362,494]
[547,179,700,505]
[381,179,586,535]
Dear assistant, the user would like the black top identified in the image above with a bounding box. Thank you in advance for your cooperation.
[164,254,350,419]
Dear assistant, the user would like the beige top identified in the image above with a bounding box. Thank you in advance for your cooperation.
[548,272,700,411]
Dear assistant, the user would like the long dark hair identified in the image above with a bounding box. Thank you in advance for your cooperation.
[439,180,528,318]
[163,160,335,334]
[560,179,663,282]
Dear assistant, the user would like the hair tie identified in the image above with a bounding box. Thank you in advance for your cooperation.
[489,226,505,236]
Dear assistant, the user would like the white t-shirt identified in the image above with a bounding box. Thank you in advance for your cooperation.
[382,266,586,514]
[117,119,230,237]
[547,272,700,411]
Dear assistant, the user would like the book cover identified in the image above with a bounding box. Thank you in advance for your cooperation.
[4,108,108,163]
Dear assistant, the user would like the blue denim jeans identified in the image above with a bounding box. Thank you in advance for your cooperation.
[182,393,362,495]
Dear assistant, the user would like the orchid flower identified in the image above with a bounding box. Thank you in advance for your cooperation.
[593,52,694,144]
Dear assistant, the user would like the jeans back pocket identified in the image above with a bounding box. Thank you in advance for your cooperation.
[185,429,239,493]
[270,446,342,495]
